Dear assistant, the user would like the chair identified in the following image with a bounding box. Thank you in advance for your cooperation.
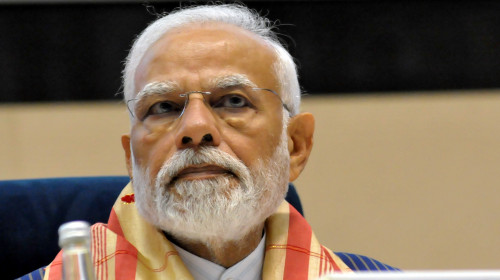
[0,176,304,279]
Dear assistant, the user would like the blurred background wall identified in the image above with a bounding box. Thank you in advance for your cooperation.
[1,0,499,270]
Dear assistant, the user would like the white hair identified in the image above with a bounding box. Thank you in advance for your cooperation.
[123,4,301,116]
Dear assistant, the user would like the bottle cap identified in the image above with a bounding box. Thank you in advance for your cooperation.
[58,221,91,248]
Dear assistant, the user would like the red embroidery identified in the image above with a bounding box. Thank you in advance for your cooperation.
[121,193,135,204]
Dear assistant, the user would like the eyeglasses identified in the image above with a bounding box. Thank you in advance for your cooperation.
[126,87,289,129]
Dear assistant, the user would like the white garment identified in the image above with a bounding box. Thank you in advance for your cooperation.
[172,233,266,280]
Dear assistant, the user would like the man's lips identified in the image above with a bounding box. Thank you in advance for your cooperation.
[173,165,234,181]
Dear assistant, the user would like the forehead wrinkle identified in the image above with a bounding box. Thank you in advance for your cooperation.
[208,74,258,90]
[135,81,180,100]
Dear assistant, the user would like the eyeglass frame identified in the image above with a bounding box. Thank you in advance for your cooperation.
[125,87,290,122]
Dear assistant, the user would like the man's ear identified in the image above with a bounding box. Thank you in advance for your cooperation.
[287,112,315,182]
[121,134,133,179]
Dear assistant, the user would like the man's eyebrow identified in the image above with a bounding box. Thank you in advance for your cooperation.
[134,75,256,101]
[210,74,258,89]
[135,81,180,100]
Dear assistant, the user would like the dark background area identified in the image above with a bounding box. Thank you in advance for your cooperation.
[1,0,499,102]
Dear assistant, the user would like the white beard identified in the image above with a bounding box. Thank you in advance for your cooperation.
[131,118,290,244]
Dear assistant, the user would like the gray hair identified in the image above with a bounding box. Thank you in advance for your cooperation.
[123,4,301,116]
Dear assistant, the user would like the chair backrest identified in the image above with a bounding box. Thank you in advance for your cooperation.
[0,176,303,279]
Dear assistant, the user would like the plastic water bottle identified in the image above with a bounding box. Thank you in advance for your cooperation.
[58,221,96,280]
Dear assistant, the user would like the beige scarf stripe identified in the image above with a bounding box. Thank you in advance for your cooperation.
[263,202,290,279]
[91,223,118,280]
[307,232,323,280]
[113,184,193,279]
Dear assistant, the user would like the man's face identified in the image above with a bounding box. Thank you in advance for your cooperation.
[131,23,285,184]
[123,23,291,241]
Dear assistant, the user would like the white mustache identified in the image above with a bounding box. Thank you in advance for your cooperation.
[155,146,249,187]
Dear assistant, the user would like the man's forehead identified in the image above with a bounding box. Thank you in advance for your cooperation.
[133,21,280,97]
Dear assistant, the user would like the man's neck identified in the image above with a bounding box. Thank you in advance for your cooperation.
[167,223,265,268]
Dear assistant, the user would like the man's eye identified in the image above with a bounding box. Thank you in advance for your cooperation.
[147,101,181,116]
[216,94,249,108]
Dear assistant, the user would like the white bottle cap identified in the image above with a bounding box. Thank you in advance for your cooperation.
[58,221,91,248]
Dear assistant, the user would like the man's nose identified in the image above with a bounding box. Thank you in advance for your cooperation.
[174,93,221,149]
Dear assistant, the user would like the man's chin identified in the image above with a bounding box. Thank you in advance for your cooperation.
[154,212,263,244]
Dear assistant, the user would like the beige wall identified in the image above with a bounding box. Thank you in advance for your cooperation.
[1,91,499,269]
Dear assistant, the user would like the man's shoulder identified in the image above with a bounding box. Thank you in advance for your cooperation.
[335,252,400,271]
[16,267,45,280]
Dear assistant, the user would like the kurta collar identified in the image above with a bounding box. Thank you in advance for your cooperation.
[172,232,266,280]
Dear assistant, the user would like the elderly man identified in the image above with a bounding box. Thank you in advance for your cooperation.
[34,4,396,280]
